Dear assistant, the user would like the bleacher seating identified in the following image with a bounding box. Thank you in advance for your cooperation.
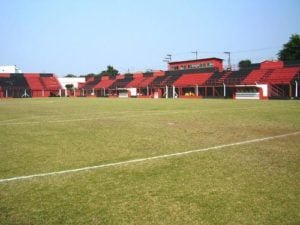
[40,74,62,90]
[110,76,134,89]
[136,77,157,88]
[242,69,272,84]
[223,69,252,85]
[0,74,10,78]
[151,74,182,87]
[126,77,144,88]
[24,74,44,90]
[82,78,101,89]
[204,71,228,85]
[0,74,30,97]
[24,74,46,97]
[1,60,300,99]
[0,77,12,88]
[8,74,29,89]
[264,67,300,84]
[94,79,115,89]
[174,73,213,87]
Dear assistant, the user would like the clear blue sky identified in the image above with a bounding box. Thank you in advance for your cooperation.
[1,0,299,76]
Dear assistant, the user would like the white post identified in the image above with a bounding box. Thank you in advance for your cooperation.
[6,89,8,98]
[173,85,175,99]
[223,83,226,98]
[147,86,149,96]
[195,85,198,96]
[104,88,106,97]
[59,89,62,97]
[42,89,44,97]
[73,88,76,97]
[165,85,168,99]
[296,81,298,98]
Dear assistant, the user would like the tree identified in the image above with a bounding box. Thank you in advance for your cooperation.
[100,65,119,77]
[85,73,96,81]
[65,84,74,89]
[278,34,300,61]
[238,59,252,69]
[65,74,77,77]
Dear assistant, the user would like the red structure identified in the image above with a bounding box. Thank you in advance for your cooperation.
[168,58,223,72]
[0,73,61,98]
[1,59,300,100]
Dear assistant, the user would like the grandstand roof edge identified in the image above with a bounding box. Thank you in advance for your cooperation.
[168,57,223,65]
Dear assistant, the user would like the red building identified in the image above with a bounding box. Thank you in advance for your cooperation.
[168,58,223,72]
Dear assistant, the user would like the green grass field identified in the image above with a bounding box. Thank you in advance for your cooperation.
[0,98,299,225]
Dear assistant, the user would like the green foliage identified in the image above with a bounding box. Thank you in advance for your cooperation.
[100,65,119,77]
[65,74,77,77]
[65,84,74,89]
[278,34,300,61]
[238,59,252,69]
[84,73,96,80]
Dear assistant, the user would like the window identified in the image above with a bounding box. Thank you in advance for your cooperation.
[208,62,214,67]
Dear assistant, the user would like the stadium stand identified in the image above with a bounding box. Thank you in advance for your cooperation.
[138,77,157,88]
[24,74,45,97]
[40,74,61,90]
[242,69,273,84]
[265,67,300,84]
[174,73,213,87]
[94,77,115,89]
[151,74,182,87]
[223,69,252,85]
[0,74,29,97]
[1,59,300,99]
[110,74,134,89]
[126,77,143,88]
[204,71,228,85]
[81,77,101,89]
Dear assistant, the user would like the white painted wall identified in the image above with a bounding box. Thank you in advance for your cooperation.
[0,65,22,73]
[58,77,86,89]
[127,88,137,96]
[256,84,268,97]
[235,84,268,99]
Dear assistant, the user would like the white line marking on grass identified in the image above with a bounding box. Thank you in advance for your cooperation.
[1,131,299,184]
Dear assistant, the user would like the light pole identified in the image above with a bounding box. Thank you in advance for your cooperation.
[163,54,172,63]
[192,51,198,60]
[224,51,231,70]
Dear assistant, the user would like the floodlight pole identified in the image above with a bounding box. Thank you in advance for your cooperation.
[167,54,172,62]
[192,51,198,60]
[163,54,172,63]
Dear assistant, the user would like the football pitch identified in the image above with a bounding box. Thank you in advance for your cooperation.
[0,98,299,225]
